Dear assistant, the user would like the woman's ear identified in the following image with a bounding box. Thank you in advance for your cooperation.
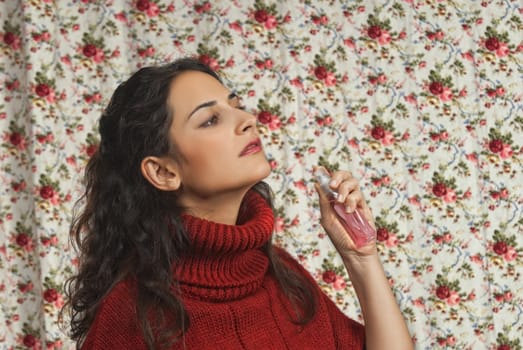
[140,156,181,191]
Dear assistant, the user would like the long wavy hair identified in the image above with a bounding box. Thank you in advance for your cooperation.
[63,57,317,349]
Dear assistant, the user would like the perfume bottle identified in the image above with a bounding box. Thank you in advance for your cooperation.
[314,168,376,248]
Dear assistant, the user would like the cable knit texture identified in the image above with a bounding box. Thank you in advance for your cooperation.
[82,190,365,349]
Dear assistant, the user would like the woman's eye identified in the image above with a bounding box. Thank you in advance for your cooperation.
[200,115,219,128]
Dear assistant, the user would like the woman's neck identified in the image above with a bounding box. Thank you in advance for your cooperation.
[180,188,249,224]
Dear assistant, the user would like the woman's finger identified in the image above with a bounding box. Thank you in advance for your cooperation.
[333,178,359,204]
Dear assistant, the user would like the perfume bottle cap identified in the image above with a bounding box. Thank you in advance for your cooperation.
[313,168,338,199]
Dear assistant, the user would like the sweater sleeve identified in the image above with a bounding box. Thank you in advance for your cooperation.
[321,291,366,349]
[274,246,365,349]
[81,280,147,350]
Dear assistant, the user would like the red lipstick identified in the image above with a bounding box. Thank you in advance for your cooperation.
[239,138,262,156]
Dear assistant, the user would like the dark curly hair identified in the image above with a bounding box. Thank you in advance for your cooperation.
[62,57,317,349]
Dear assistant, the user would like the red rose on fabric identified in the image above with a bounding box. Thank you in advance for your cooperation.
[86,144,98,157]
[136,0,150,11]
[194,2,211,13]
[257,111,272,124]
[9,132,22,146]
[254,9,268,23]
[198,54,211,66]
[485,37,500,51]
[432,183,447,197]
[40,185,55,199]
[35,83,50,97]
[488,139,503,153]
[314,66,327,80]
[43,288,58,302]
[497,345,511,350]
[493,241,508,255]
[367,25,382,39]
[376,228,389,241]
[82,44,97,57]
[322,270,336,284]
[371,126,385,140]
[16,233,30,247]
[429,81,444,95]
[23,334,36,347]
[436,285,450,299]
[3,32,15,45]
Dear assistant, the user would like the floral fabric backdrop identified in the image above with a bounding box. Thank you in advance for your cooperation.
[1,0,522,349]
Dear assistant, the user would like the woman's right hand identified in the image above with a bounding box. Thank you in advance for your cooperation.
[314,167,377,259]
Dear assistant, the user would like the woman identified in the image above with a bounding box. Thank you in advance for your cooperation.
[64,57,413,349]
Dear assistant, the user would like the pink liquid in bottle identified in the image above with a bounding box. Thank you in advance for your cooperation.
[314,168,376,248]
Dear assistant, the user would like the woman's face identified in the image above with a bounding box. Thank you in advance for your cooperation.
[167,70,271,208]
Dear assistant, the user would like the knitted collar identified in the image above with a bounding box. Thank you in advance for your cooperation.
[173,190,274,302]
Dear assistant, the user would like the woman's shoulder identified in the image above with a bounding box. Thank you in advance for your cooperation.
[97,278,138,317]
[82,278,144,349]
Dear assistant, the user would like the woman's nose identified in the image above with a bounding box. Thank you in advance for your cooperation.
[236,110,257,134]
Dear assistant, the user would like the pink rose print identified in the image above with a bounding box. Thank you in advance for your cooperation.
[499,144,513,159]
[313,65,337,86]
[435,281,462,307]
[485,37,509,57]
[332,275,347,291]
[367,21,391,45]
[504,247,517,262]
[377,31,392,45]
[429,81,453,101]
[487,129,514,158]
[194,2,211,14]
[3,31,20,49]
[483,26,511,57]
[443,189,457,203]
[253,8,277,30]
[198,54,219,71]
[82,43,105,63]
[135,0,159,15]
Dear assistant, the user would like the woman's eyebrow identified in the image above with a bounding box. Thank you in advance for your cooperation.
[187,92,239,120]
[187,100,217,120]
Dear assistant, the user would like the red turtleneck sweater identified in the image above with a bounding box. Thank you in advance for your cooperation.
[82,191,365,349]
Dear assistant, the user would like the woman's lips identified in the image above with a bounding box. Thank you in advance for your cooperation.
[239,139,262,156]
